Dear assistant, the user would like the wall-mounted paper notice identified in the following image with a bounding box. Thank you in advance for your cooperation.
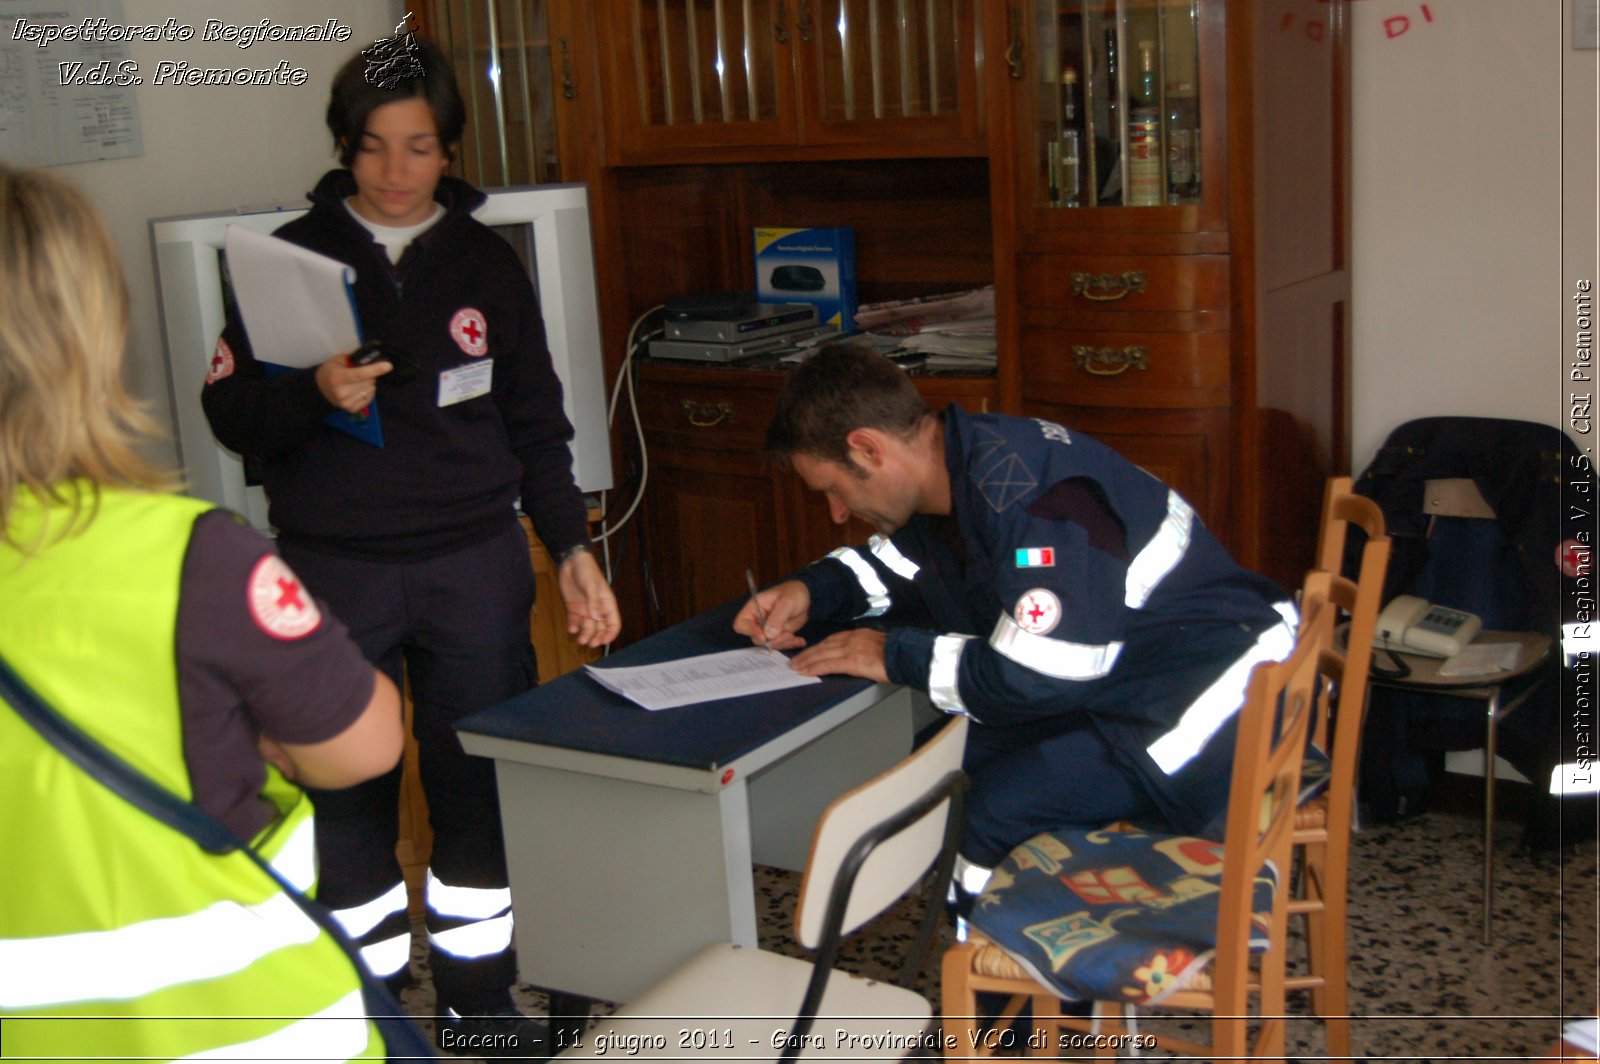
[224,225,362,369]
[586,648,821,711]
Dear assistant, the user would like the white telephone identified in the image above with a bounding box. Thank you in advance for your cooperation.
[1373,595,1483,658]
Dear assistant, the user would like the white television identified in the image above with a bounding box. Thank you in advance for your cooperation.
[150,183,612,530]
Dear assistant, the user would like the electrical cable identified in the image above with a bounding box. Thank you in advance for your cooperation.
[591,303,662,553]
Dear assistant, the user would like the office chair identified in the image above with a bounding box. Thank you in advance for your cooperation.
[1350,417,1581,939]
[558,715,968,1061]
[941,586,1336,1061]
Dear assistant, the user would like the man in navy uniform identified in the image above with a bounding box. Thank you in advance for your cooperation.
[735,344,1296,891]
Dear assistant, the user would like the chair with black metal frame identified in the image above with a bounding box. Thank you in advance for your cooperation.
[1362,474,1553,944]
[557,715,969,1061]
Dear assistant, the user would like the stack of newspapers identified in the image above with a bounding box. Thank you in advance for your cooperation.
[855,287,997,372]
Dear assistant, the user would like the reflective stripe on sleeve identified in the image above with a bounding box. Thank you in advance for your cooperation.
[0,818,322,1008]
[828,546,892,617]
[1145,601,1299,774]
[990,613,1123,680]
[1124,490,1194,609]
[928,634,976,717]
[181,988,370,1061]
[428,911,514,960]
[868,535,921,580]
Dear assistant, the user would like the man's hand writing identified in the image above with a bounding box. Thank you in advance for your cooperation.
[733,579,811,651]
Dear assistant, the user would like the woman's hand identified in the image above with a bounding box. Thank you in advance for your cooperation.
[316,352,391,414]
[558,548,621,648]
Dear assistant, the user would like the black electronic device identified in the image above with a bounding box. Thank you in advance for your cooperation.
[664,301,819,343]
[768,265,827,292]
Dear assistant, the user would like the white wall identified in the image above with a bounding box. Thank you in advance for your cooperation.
[24,0,401,470]
[1350,0,1596,471]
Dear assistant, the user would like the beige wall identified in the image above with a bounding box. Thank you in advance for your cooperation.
[1350,0,1597,470]
[28,0,401,470]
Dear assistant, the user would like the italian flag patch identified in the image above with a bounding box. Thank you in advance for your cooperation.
[1015,547,1056,568]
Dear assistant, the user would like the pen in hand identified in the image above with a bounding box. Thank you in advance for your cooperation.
[746,569,778,658]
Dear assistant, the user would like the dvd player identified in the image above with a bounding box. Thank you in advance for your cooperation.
[649,324,837,363]
[664,301,818,343]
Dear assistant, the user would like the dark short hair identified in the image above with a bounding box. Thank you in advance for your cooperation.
[766,342,933,469]
[326,37,465,166]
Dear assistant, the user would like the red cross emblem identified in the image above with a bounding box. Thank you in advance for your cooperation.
[205,338,235,384]
[1014,588,1062,636]
[449,307,489,356]
[1558,538,1592,579]
[248,555,322,640]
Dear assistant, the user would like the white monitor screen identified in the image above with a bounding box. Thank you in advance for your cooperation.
[151,183,612,530]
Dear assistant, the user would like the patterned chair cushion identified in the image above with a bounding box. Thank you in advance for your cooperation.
[968,828,1278,1005]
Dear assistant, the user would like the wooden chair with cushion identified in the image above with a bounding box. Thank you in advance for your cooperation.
[559,715,968,1061]
[1288,476,1391,1062]
[940,586,1336,1061]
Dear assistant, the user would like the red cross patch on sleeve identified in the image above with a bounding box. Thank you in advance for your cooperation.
[247,555,322,640]
[205,338,235,384]
[449,307,489,356]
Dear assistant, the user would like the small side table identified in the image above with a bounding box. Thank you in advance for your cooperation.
[1367,630,1553,944]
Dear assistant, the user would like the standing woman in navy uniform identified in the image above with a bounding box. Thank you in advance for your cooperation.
[202,33,619,1054]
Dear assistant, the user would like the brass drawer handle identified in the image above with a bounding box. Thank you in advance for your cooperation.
[682,399,734,427]
[1004,5,1024,79]
[1072,345,1149,376]
[1071,270,1148,302]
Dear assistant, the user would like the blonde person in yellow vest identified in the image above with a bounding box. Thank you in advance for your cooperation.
[0,165,414,1059]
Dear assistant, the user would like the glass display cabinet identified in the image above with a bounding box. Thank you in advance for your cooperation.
[1026,0,1200,209]
[594,0,984,162]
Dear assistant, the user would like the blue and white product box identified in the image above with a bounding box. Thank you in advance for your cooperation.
[753,226,857,332]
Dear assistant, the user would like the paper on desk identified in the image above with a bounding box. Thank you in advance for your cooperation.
[224,225,361,369]
[585,648,821,711]
[1437,642,1522,678]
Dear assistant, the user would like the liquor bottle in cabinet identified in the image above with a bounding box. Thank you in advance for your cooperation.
[1058,68,1084,208]
[1125,39,1163,207]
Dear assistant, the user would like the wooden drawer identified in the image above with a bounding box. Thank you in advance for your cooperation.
[639,367,779,450]
[1020,327,1230,409]
[1016,254,1229,315]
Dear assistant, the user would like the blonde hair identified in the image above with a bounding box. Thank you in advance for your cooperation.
[0,163,176,553]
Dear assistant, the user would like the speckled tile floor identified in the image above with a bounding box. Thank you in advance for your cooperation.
[401,802,1598,1061]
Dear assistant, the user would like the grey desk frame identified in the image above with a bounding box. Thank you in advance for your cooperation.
[459,681,922,1003]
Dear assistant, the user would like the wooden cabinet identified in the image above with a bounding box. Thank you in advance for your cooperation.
[637,361,995,629]
[593,0,986,164]
[986,0,1350,590]
[422,0,1347,625]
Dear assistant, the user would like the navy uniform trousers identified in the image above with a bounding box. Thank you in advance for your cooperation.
[280,517,535,1015]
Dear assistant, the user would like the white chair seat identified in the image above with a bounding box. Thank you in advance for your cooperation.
[560,942,932,1060]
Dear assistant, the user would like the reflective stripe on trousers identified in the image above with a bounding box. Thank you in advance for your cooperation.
[425,871,513,960]
[329,880,411,978]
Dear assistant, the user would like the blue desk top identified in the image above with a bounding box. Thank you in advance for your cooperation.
[456,598,875,772]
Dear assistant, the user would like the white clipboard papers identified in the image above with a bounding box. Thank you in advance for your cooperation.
[223,225,362,368]
[223,225,382,446]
